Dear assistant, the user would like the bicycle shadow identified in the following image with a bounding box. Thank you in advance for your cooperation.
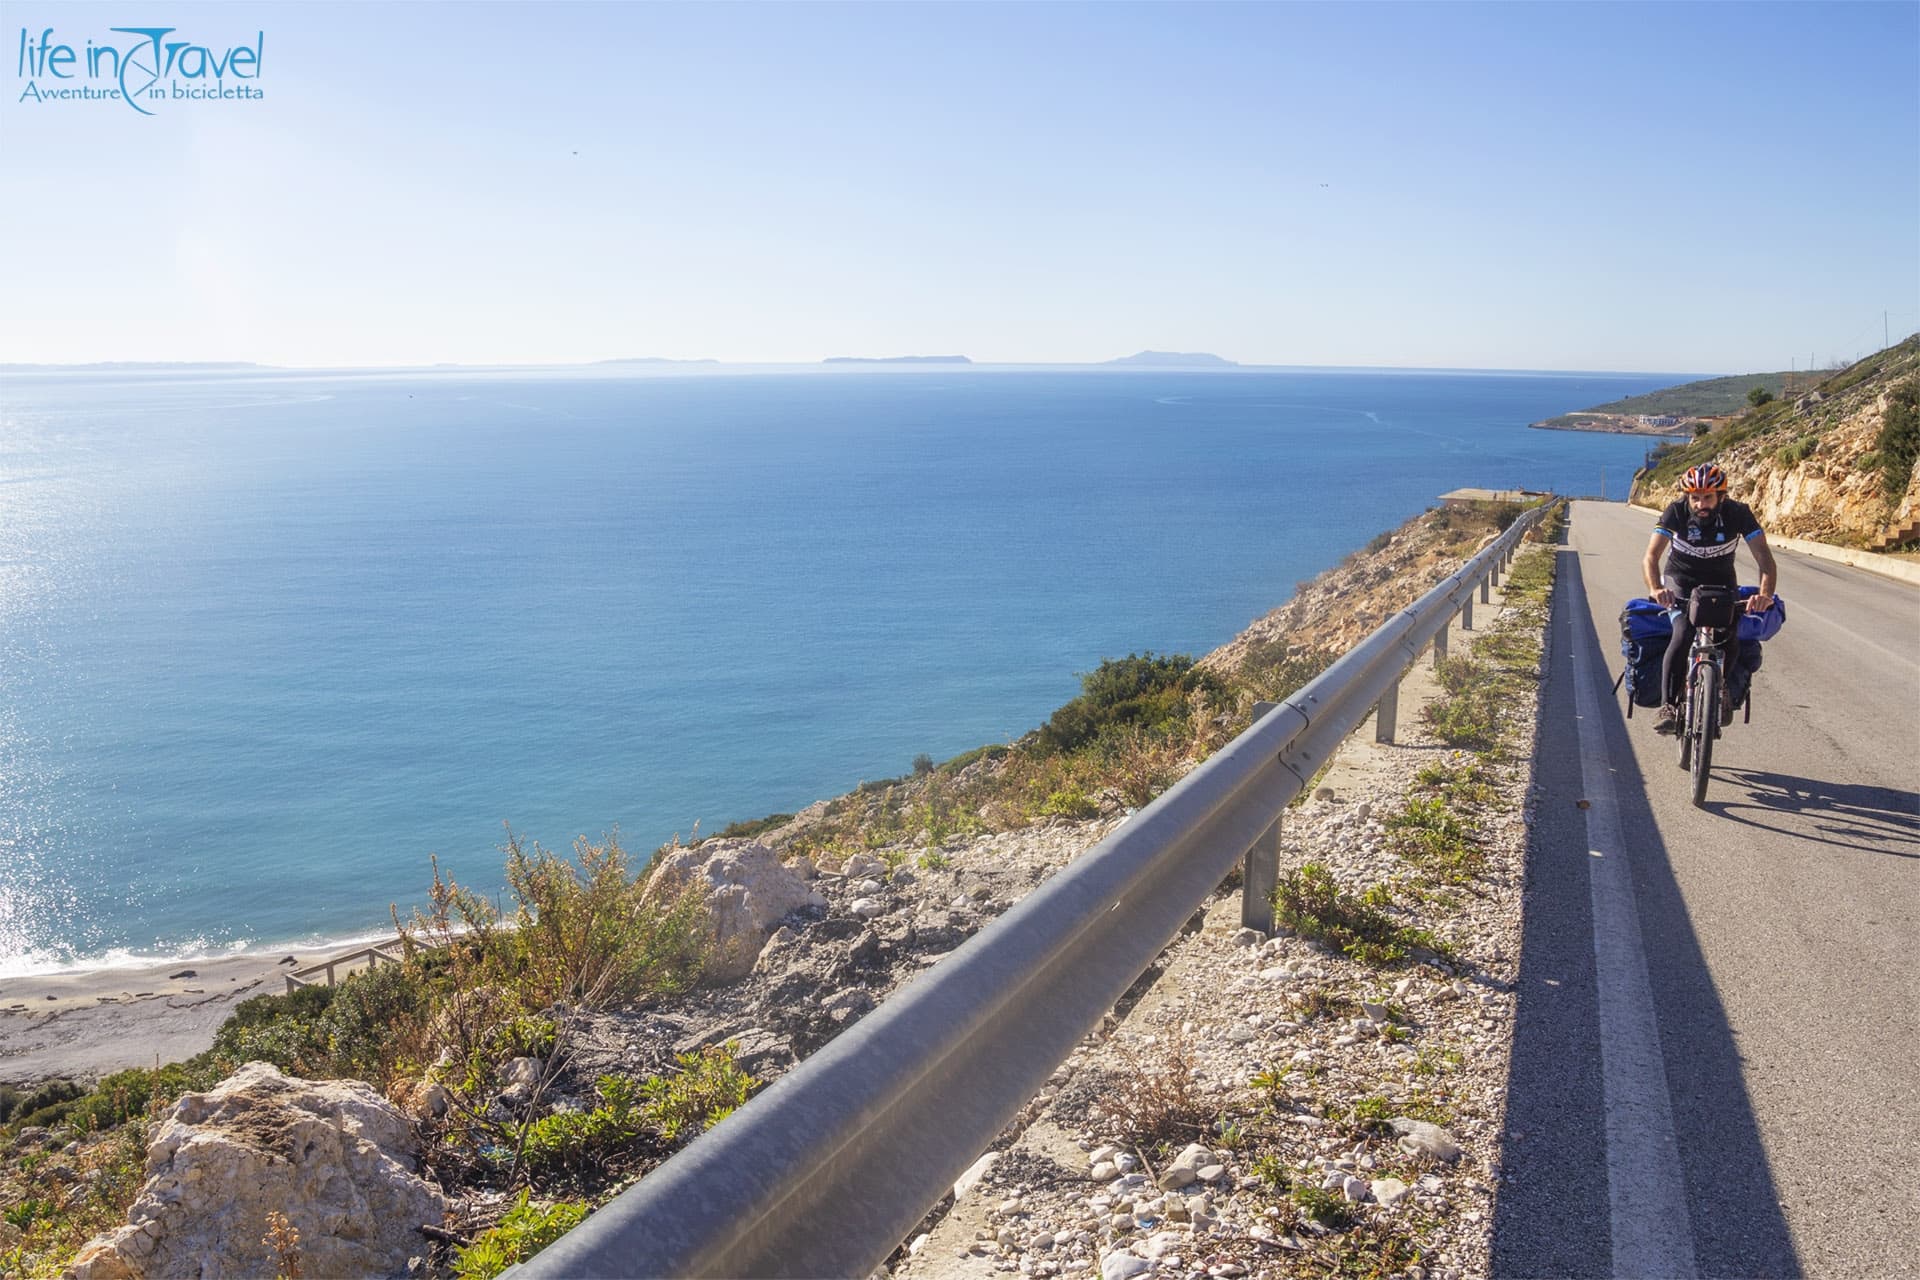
[1700,770,1920,858]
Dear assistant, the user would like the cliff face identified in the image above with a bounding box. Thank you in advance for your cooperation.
[1632,338,1920,546]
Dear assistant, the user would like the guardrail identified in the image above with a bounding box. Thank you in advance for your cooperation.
[512,502,1556,1279]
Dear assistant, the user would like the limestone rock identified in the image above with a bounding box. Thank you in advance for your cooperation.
[66,1061,445,1280]
[1391,1116,1464,1163]
[645,838,827,982]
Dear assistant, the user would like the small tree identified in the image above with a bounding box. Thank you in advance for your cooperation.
[1691,420,1712,437]
[1747,386,1774,408]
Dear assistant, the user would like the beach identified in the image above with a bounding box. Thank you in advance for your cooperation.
[0,949,338,1084]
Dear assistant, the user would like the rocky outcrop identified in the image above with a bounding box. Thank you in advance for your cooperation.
[66,1062,444,1280]
[1717,380,1920,543]
[645,838,828,982]
[1633,338,1920,546]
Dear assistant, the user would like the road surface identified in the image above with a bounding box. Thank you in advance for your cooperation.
[1494,500,1919,1278]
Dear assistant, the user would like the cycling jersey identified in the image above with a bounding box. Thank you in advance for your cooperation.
[1655,498,1763,591]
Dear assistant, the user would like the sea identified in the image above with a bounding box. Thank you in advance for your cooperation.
[0,364,1683,977]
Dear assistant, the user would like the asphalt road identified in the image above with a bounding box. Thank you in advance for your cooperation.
[1494,500,1920,1279]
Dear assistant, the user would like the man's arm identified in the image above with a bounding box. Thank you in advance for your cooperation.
[1644,531,1674,606]
[1746,530,1778,611]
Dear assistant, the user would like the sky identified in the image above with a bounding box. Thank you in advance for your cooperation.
[1,1,1914,374]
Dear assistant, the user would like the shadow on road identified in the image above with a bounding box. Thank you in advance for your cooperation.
[1705,769,1920,859]
[1492,548,1800,1278]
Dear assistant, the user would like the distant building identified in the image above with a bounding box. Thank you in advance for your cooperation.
[1437,488,1548,507]
[1639,415,1682,428]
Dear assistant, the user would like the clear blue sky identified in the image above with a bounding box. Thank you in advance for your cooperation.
[3,1,1914,372]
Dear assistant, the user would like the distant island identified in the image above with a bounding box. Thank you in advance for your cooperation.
[1532,370,1796,434]
[1103,351,1239,368]
[822,355,973,364]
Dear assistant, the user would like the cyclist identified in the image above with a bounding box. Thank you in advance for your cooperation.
[1643,462,1778,734]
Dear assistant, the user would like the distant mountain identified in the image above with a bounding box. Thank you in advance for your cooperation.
[1103,351,1239,368]
[823,355,973,364]
[593,357,720,365]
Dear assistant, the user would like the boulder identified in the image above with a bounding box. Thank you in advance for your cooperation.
[646,838,827,982]
[66,1061,445,1280]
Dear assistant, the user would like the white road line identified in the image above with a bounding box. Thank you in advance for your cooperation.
[1566,573,1699,1278]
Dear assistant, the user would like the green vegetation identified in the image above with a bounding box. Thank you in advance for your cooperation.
[1873,378,1918,503]
[1385,795,1484,884]
[1638,338,1920,511]
[452,1190,590,1280]
[1551,370,1794,421]
[1036,652,1223,755]
[1746,386,1775,408]
[507,1045,754,1180]
[1273,864,1452,967]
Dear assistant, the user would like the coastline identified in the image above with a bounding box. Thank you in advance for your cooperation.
[0,495,1540,1086]
[0,949,332,1085]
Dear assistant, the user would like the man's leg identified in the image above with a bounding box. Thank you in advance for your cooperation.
[1662,613,1694,710]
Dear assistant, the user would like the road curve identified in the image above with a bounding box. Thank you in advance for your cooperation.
[1494,500,1919,1278]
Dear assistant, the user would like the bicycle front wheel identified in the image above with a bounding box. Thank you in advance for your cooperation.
[1691,662,1718,807]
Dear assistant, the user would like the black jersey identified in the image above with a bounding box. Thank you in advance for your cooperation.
[1655,498,1763,589]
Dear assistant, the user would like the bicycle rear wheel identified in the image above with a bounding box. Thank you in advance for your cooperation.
[1691,662,1718,807]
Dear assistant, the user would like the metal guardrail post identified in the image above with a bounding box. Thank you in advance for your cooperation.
[1461,593,1474,631]
[1480,573,1491,604]
[1433,614,1450,666]
[1242,703,1283,931]
[1374,676,1400,743]
[512,503,1551,1280]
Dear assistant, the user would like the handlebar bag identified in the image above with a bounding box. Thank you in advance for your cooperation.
[1687,587,1738,630]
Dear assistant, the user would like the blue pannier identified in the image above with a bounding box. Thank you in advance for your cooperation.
[1736,585,1786,641]
[1619,589,1782,712]
[1619,599,1673,708]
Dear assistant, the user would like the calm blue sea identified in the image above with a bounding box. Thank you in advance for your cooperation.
[0,365,1679,975]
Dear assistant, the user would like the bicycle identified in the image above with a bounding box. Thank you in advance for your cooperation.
[1674,584,1743,807]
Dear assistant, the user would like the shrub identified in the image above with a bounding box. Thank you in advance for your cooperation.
[511,1044,754,1178]
[715,812,793,840]
[1775,436,1817,466]
[1273,865,1451,966]
[1747,386,1774,408]
[1385,795,1484,883]
[1037,653,1222,755]
[1238,640,1335,704]
[1095,1026,1213,1145]
[1874,378,1919,503]
[1038,787,1099,820]
[452,1190,590,1280]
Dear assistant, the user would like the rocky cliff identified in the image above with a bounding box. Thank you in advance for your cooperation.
[1631,337,1920,547]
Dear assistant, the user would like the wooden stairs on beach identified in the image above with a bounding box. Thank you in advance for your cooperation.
[284,936,433,994]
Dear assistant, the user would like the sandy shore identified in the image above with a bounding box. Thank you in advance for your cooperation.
[0,948,343,1084]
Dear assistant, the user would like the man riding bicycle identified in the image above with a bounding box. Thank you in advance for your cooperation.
[1643,462,1779,734]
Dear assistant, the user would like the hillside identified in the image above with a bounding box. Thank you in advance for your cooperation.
[1631,336,1920,548]
[1532,370,1808,434]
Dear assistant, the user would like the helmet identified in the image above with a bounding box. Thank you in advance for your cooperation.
[1681,463,1728,493]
